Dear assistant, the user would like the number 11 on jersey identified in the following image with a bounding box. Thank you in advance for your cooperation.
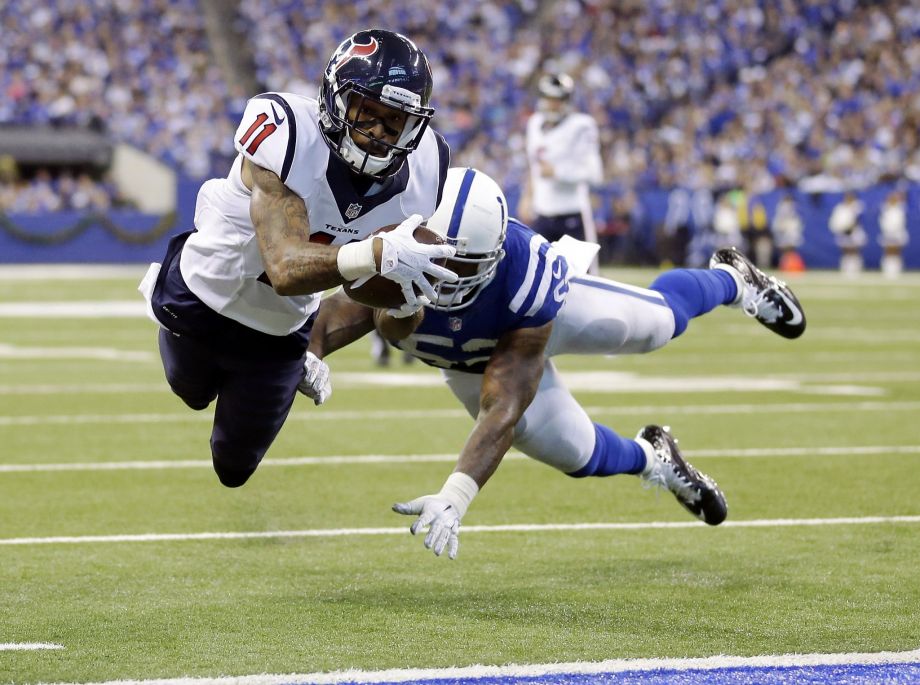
[238,113,277,155]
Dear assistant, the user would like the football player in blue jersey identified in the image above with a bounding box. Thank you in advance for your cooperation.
[139,30,456,488]
[307,167,806,559]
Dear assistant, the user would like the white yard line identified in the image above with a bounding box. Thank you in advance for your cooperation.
[37,648,920,685]
[0,642,64,651]
[2,370,919,395]
[2,445,918,474]
[0,371,920,395]
[0,265,144,280]
[2,400,919,427]
[0,343,153,362]
[0,302,145,318]
[3,515,920,547]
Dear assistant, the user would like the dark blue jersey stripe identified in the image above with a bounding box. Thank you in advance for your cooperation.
[254,93,296,183]
[434,130,450,208]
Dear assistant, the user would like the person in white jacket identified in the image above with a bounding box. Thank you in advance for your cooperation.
[521,72,603,272]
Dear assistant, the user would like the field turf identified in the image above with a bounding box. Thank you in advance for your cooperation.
[1,266,918,684]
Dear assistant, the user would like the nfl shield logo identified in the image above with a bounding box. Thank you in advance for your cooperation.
[448,317,462,332]
[345,203,362,219]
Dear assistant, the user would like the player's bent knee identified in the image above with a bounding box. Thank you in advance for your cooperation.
[165,379,216,411]
[181,395,215,411]
[213,464,256,488]
[211,440,264,488]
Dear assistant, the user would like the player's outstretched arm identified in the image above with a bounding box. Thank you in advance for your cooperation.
[458,321,552,485]
[308,290,376,359]
[393,321,552,559]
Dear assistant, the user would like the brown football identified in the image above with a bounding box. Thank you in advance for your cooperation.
[343,223,446,309]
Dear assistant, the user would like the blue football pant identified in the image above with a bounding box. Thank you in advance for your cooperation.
[158,328,304,487]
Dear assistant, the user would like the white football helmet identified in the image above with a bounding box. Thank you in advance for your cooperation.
[425,167,508,311]
[537,72,574,124]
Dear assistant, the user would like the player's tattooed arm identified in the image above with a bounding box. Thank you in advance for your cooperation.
[308,290,376,359]
[246,159,346,295]
[455,321,552,488]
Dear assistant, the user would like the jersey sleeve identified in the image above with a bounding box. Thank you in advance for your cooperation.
[504,223,570,328]
[553,116,603,185]
[234,93,297,183]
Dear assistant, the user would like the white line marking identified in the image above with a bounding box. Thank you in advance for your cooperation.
[4,371,920,396]
[2,370,920,396]
[1,400,918,427]
[0,343,153,362]
[2,445,918,474]
[335,372,887,396]
[0,265,144,280]
[0,383,168,395]
[3,516,919,546]
[0,642,64,651]
[0,301,146,318]
[0,453,460,473]
[31,648,920,685]
[732,327,920,343]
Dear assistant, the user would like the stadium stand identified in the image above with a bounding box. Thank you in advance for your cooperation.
[1,0,918,269]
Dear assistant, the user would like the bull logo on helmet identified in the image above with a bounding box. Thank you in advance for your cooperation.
[333,36,380,73]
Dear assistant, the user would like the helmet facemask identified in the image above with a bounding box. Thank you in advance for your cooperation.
[430,240,505,312]
[326,82,433,178]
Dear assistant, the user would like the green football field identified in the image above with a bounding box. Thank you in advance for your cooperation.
[1,265,919,684]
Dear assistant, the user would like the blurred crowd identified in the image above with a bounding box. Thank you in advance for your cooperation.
[2,0,920,219]
[0,0,242,182]
[0,167,120,213]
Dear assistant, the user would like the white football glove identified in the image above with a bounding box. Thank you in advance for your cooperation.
[377,214,457,307]
[392,472,479,560]
[297,351,331,406]
[386,295,430,319]
[392,496,462,559]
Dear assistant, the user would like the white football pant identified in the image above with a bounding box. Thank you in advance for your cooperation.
[443,276,676,473]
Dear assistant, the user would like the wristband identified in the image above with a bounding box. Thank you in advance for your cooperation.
[336,238,378,280]
[438,472,479,518]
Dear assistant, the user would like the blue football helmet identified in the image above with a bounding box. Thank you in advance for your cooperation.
[319,29,435,179]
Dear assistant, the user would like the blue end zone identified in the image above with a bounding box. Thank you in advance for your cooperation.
[337,662,920,685]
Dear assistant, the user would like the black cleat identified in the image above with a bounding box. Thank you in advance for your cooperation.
[638,425,727,525]
[710,247,806,339]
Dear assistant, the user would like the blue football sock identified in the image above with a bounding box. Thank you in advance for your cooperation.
[568,423,646,477]
[649,268,737,337]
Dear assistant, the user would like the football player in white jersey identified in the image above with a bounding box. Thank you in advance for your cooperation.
[521,73,603,269]
[306,168,806,559]
[138,30,457,488]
